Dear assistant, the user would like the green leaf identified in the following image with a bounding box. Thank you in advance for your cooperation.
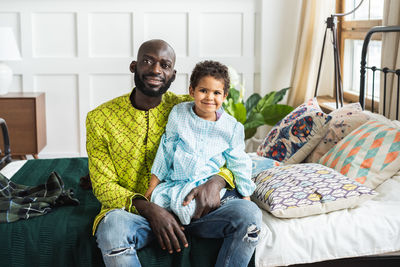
[244,93,261,119]
[245,127,257,140]
[255,92,275,112]
[227,87,241,104]
[261,104,294,125]
[225,100,247,124]
[272,87,290,104]
[244,112,265,129]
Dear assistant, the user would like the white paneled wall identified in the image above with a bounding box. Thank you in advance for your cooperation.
[0,0,301,158]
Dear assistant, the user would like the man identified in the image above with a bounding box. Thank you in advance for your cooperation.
[86,39,262,267]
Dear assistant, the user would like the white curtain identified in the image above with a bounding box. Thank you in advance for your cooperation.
[381,0,400,120]
[287,0,335,108]
[246,0,335,152]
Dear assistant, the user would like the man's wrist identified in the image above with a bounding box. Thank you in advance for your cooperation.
[132,198,150,216]
[211,175,227,190]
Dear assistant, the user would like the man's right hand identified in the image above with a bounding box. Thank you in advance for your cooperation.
[132,199,188,254]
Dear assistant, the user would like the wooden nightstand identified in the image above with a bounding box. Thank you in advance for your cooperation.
[0,92,47,159]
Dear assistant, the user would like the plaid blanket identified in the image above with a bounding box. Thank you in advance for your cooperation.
[0,171,79,223]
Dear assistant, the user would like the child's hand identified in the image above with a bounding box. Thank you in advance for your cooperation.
[242,196,251,201]
[145,174,161,200]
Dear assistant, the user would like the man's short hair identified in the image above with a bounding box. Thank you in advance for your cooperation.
[189,60,230,94]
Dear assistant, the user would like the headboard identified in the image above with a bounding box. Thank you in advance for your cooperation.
[0,118,11,168]
[359,25,400,119]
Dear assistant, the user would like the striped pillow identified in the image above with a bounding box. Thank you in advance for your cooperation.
[318,120,400,189]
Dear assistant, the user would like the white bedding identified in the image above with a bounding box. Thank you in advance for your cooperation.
[2,160,400,266]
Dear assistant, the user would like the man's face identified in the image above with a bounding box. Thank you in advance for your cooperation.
[132,43,176,97]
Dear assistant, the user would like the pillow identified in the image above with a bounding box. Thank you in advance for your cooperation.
[306,103,370,163]
[318,120,400,189]
[257,98,331,163]
[251,163,377,218]
[248,153,280,178]
[363,110,400,128]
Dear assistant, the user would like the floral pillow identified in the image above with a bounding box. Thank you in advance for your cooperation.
[306,103,370,163]
[257,98,331,164]
[318,120,400,189]
[251,163,377,218]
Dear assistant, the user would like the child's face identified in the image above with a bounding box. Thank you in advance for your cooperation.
[189,76,227,120]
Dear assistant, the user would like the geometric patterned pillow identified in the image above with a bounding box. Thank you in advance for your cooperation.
[257,98,331,164]
[305,103,370,163]
[318,120,400,189]
[251,163,377,218]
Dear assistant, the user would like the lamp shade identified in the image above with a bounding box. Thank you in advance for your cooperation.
[0,27,21,60]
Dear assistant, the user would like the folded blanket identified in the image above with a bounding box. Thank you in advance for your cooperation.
[0,171,79,223]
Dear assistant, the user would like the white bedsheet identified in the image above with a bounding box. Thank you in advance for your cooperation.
[256,173,400,266]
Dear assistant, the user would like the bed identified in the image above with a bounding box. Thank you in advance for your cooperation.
[1,25,400,267]
[253,25,400,267]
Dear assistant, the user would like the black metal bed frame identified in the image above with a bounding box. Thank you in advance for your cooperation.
[0,118,11,169]
[295,25,400,267]
[359,25,400,119]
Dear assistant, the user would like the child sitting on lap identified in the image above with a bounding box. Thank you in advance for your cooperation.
[145,60,255,225]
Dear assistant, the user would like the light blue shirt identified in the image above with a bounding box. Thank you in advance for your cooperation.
[151,101,255,225]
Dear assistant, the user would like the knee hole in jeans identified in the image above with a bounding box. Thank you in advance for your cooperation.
[242,224,260,243]
[105,246,134,257]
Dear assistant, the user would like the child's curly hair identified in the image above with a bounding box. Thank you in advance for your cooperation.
[189,60,230,94]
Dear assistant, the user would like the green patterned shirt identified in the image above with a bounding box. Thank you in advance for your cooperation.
[86,91,234,234]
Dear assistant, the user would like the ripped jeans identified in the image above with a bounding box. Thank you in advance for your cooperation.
[95,195,262,267]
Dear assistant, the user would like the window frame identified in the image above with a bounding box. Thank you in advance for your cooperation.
[337,0,382,110]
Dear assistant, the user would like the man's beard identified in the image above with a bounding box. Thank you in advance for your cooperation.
[134,68,173,97]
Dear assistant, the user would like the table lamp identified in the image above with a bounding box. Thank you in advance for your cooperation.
[0,27,21,95]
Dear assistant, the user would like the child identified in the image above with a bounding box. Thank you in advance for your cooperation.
[145,60,255,225]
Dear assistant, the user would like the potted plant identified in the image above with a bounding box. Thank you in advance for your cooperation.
[223,67,294,139]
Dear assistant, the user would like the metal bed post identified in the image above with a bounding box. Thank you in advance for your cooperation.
[359,26,400,113]
[0,118,11,167]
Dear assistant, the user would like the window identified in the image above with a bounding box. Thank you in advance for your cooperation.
[338,0,383,107]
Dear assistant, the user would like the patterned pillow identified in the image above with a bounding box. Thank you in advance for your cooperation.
[257,98,331,163]
[248,153,280,178]
[251,163,377,218]
[306,103,370,163]
[318,120,400,189]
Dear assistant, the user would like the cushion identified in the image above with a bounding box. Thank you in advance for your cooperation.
[248,153,280,178]
[257,98,331,163]
[306,103,370,163]
[318,120,400,189]
[251,163,377,218]
[363,110,400,128]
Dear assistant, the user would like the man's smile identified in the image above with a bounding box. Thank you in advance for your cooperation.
[144,76,164,86]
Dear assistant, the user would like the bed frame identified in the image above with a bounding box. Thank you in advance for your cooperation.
[292,25,400,267]
[359,25,400,118]
[0,118,11,168]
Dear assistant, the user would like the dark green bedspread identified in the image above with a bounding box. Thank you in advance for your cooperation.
[0,158,255,267]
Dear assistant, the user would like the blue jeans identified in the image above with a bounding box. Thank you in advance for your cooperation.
[95,194,262,267]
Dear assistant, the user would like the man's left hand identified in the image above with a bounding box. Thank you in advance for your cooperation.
[182,175,226,219]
